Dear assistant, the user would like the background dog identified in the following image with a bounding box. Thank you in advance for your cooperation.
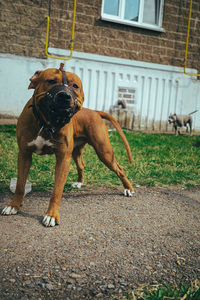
[168,110,198,135]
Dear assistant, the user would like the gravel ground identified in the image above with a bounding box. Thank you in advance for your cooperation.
[0,185,200,299]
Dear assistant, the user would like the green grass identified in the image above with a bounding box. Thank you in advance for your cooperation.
[120,280,200,299]
[0,125,200,192]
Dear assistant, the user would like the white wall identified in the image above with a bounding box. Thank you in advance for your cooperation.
[0,50,200,131]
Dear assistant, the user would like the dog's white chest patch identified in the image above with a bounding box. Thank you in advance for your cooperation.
[28,136,53,154]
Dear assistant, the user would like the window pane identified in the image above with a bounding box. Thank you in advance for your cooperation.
[103,0,119,16]
[143,0,160,25]
[124,0,140,22]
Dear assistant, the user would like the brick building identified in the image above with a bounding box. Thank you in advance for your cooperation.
[0,0,200,131]
[1,0,199,71]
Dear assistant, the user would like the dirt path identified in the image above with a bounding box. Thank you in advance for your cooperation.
[0,185,200,299]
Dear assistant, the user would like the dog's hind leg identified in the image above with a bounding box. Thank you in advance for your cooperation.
[72,142,134,196]
[72,144,85,188]
[91,130,134,196]
[96,147,134,196]
[2,151,32,215]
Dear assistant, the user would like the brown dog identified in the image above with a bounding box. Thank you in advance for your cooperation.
[1,66,134,226]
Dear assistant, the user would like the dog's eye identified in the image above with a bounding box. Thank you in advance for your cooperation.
[72,84,79,89]
[47,80,57,85]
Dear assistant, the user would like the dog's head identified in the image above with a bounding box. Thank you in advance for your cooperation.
[168,113,176,124]
[28,66,84,131]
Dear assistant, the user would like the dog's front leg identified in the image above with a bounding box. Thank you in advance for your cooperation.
[2,151,32,215]
[42,150,72,227]
[174,124,178,136]
[189,121,192,136]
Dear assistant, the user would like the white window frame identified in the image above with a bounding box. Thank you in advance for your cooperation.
[101,0,165,32]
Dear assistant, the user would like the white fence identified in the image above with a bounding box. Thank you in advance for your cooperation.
[0,50,200,132]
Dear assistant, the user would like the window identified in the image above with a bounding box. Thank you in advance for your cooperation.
[101,0,165,32]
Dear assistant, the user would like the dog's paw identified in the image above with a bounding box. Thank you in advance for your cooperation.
[1,206,18,215]
[124,189,135,197]
[42,215,57,227]
[71,182,83,189]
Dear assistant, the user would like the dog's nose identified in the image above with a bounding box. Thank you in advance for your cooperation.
[55,92,71,106]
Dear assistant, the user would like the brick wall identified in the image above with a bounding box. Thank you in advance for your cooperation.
[0,0,199,72]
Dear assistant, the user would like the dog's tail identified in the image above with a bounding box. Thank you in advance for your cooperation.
[96,111,132,164]
[189,110,198,115]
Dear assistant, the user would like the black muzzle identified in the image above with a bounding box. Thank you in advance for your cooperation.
[36,71,78,133]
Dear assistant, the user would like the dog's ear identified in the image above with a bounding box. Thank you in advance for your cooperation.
[28,70,42,89]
